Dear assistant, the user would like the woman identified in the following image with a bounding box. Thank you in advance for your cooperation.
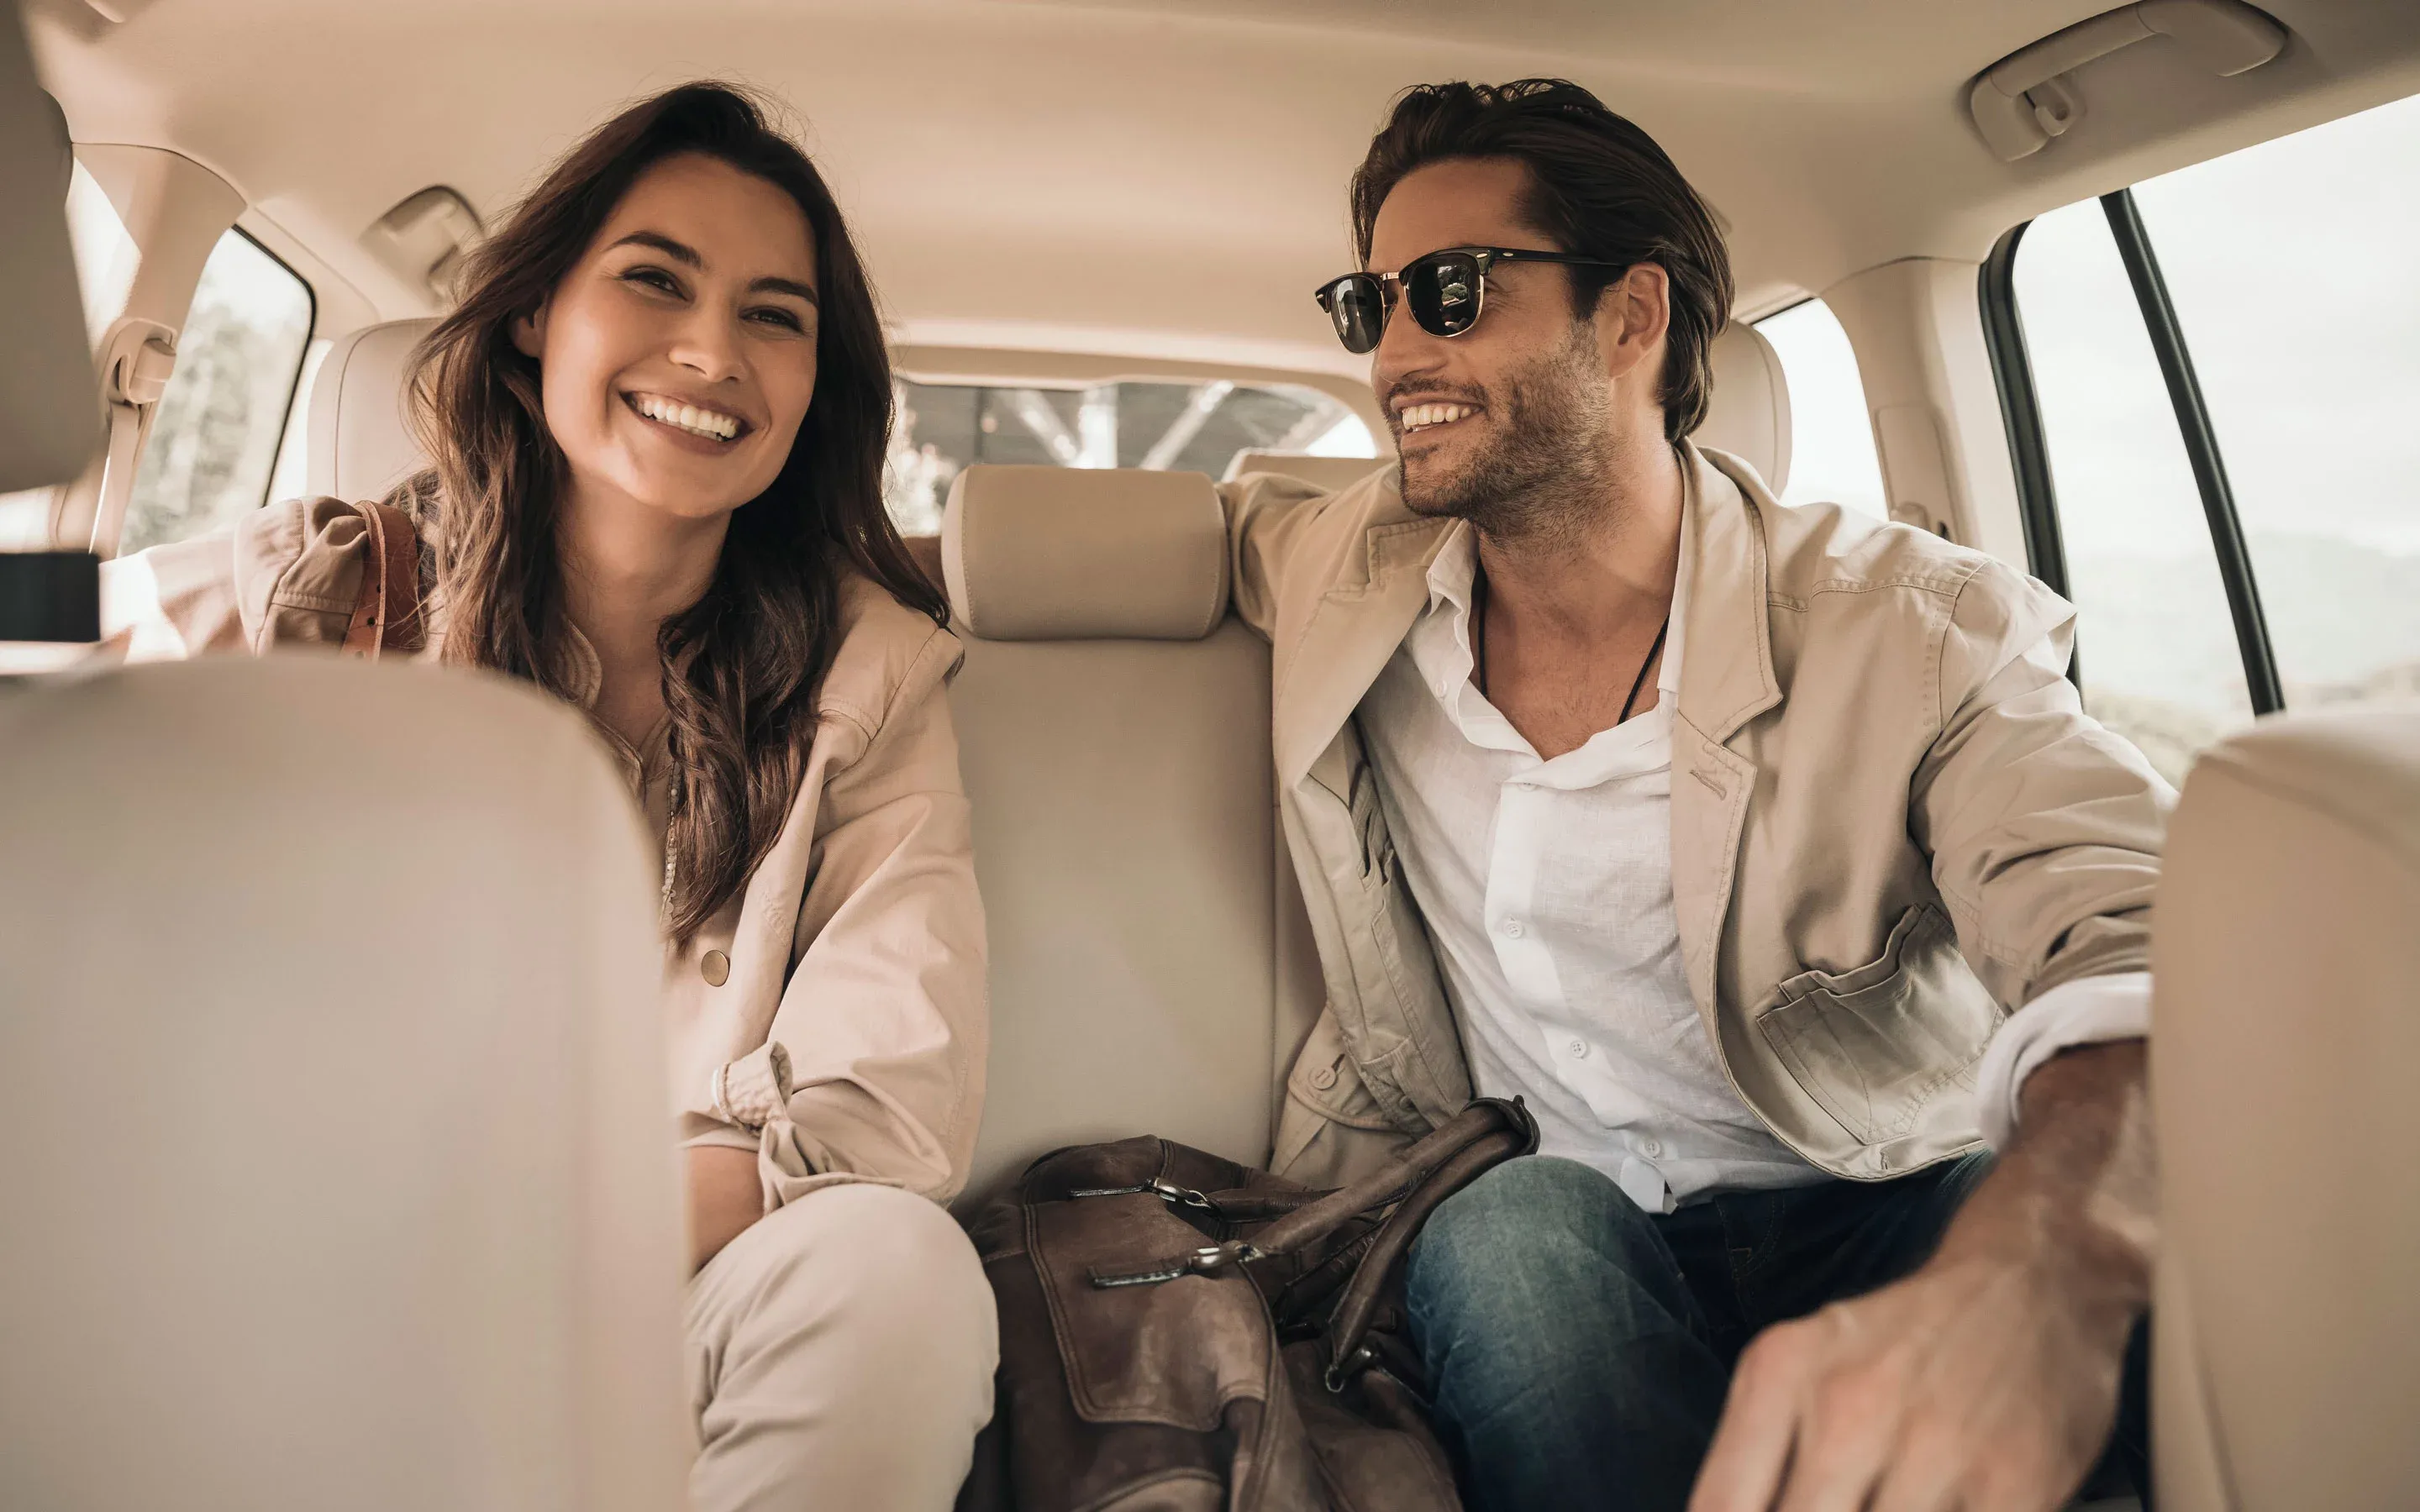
[105,83,994,1510]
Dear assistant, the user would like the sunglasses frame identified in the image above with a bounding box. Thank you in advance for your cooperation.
[1313,245,1631,354]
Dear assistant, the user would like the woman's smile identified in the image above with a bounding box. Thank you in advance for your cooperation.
[623,388,753,447]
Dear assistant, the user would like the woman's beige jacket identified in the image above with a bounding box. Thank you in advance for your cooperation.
[102,495,987,1206]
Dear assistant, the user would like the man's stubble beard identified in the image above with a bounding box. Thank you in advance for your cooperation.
[1394,327,1625,554]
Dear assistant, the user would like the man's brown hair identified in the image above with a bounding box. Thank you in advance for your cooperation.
[1349,79,1735,442]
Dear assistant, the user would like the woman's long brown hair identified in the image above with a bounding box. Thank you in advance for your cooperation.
[408,82,945,940]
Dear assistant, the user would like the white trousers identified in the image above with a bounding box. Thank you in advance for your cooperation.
[685,1181,997,1512]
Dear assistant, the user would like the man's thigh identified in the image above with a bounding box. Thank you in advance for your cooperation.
[1722,1152,1997,1335]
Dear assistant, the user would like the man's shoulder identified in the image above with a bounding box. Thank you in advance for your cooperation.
[1757,495,2001,607]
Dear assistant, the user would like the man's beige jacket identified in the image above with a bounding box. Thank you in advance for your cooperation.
[1224,444,2169,1189]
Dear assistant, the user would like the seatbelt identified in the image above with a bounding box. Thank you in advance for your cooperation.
[53,317,176,556]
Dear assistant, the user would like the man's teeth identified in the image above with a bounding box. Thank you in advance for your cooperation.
[1401,402,1477,432]
[632,393,741,440]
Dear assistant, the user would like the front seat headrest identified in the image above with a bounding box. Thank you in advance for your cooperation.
[1695,321,1792,496]
[306,318,437,502]
[943,465,1228,642]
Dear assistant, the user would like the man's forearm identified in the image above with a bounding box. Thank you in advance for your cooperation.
[1937,1038,2156,1319]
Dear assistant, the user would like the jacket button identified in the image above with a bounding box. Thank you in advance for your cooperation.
[701,949,730,987]
[1311,1063,1340,1091]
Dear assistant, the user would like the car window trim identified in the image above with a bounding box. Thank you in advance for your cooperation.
[2097,186,2284,716]
[1977,218,2081,690]
[234,226,318,512]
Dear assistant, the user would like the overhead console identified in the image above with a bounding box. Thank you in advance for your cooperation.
[1967,0,2288,161]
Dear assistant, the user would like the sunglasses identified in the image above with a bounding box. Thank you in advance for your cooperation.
[1313,245,1629,354]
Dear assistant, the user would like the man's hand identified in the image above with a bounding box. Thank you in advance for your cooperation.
[1689,1040,2155,1512]
[686,1143,765,1276]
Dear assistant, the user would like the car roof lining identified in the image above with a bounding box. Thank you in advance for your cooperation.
[25,0,2420,365]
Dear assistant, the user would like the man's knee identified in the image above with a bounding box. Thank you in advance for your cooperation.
[1408,1156,1679,1336]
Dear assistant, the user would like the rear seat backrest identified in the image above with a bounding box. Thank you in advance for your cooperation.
[306,317,436,501]
[943,465,1324,1202]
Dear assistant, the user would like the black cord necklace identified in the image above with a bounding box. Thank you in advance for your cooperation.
[1470,554,1670,726]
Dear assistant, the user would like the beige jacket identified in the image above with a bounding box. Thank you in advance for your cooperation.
[101,495,988,1206]
[1224,444,2168,1189]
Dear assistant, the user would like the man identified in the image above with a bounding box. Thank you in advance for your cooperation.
[1220,79,2161,1511]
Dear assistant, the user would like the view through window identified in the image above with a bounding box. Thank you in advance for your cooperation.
[118,230,313,556]
[1753,298,1887,522]
[2012,90,2420,783]
[884,378,1376,533]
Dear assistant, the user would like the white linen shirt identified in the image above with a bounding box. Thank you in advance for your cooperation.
[1356,509,2151,1212]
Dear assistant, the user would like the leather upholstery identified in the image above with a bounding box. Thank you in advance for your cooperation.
[2152,703,2420,1510]
[305,317,437,501]
[0,656,688,1509]
[944,463,1229,641]
[1697,322,1792,496]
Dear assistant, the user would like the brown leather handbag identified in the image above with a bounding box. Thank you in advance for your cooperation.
[957,1097,1537,1511]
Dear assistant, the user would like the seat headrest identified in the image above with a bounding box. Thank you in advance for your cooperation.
[306,318,437,502]
[943,465,1228,642]
[1696,322,1792,496]
[1220,450,1392,493]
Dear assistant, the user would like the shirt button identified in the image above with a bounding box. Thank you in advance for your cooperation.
[1500,918,1524,939]
[1311,1063,1340,1091]
[701,949,730,987]
[1568,1038,1588,1058]
[1640,1137,1665,1158]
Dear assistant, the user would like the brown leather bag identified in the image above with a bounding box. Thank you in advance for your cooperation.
[339,499,424,659]
[957,1097,1537,1511]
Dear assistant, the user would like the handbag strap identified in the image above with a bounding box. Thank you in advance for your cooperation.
[1087,1097,1536,1290]
[340,501,424,659]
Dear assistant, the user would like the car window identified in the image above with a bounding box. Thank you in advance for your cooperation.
[2130,92,2420,715]
[1753,298,1887,522]
[2010,200,2254,782]
[1994,89,2420,785]
[118,229,314,557]
[883,378,1376,533]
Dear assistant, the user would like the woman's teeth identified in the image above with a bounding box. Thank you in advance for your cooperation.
[630,392,741,441]
[1401,402,1477,432]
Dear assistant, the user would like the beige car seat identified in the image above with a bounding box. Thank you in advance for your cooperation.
[0,656,688,1509]
[946,323,1797,1201]
[2152,703,2420,1510]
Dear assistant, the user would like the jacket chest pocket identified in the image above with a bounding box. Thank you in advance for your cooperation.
[1754,906,2002,1146]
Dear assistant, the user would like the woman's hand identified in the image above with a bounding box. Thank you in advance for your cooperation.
[686,1144,765,1275]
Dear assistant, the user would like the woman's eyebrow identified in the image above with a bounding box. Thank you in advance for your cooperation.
[607,229,816,307]
[608,229,702,266]
[749,276,818,307]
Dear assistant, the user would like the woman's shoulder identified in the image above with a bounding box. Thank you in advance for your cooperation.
[817,568,962,732]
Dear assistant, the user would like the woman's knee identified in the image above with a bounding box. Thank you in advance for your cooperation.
[737,1182,996,1373]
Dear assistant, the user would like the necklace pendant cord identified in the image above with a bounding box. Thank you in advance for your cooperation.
[1470,558,1670,723]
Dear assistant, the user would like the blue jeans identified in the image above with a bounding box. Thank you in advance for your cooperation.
[1402,1153,2149,1512]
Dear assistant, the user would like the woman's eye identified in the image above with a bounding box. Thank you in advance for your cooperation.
[620,266,681,296]
[747,307,808,333]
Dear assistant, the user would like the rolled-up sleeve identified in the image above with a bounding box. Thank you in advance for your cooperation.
[746,628,987,1207]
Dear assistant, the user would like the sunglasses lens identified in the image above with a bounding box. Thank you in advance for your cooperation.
[1407,253,1482,338]
[1321,275,1388,354]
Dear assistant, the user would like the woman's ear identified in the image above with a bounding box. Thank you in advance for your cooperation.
[509,303,549,360]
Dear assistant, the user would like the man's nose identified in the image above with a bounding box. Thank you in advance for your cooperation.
[1370,300,1452,406]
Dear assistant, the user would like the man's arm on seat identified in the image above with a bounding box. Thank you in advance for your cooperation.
[1691,559,2168,1510]
[1217,470,1339,639]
